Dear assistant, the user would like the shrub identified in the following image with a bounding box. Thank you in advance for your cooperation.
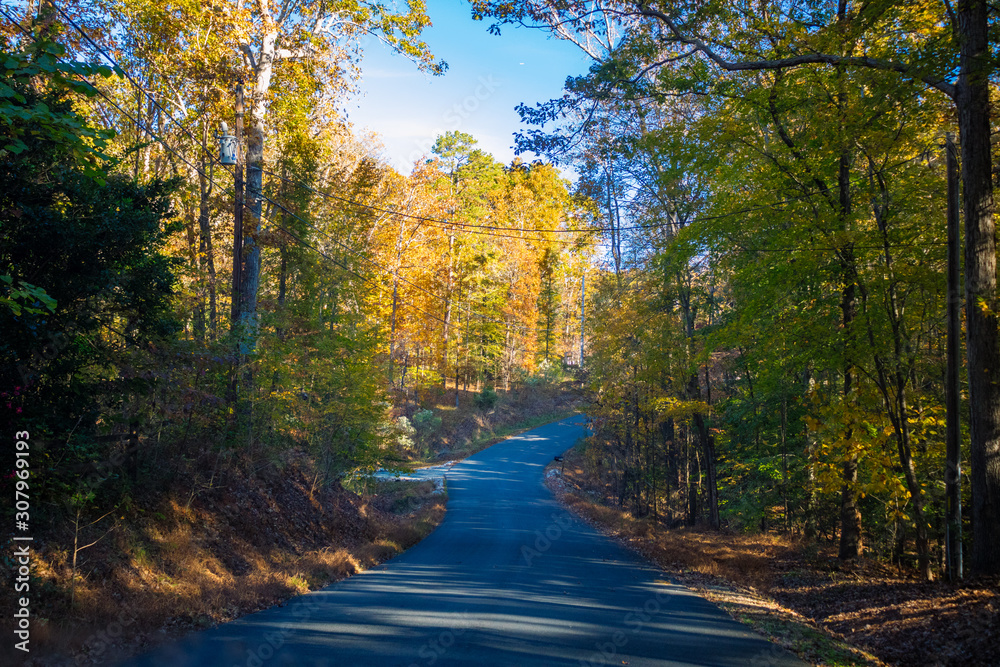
[473,388,498,411]
[395,416,416,450]
[412,409,441,435]
[523,360,566,388]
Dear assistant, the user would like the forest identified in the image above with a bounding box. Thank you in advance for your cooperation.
[2,0,594,510]
[467,0,1000,584]
[1,2,999,652]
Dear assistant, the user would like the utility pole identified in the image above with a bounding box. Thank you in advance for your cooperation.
[945,132,963,581]
[443,231,454,392]
[230,84,245,328]
[218,85,245,412]
[579,273,586,367]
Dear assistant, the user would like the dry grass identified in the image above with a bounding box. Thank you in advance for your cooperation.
[548,446,1000,666]
[4,461,446,666]
[546,451,885,667]
[551,455,791,588]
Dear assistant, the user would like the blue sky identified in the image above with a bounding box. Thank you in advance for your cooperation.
[345,0,592,175]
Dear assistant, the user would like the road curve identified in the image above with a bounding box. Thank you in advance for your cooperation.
[123,416,805,667]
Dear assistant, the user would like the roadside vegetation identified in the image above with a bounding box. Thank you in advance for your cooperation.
[547,446,1000,667]
[0,373,576,665]
[393,370,581,467]
[470,0,1000,588]
[0,372,578,666]
[3,458,445,665]
[3,2,999,666]
[1,8,586,663]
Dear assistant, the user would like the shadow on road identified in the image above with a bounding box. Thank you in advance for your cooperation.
[124,417,803,667]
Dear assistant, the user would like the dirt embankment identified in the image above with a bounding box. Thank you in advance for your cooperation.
[545,448,1000,667]
[3,455,445,666]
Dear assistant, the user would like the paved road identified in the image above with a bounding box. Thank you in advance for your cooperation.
[124,416,805,667]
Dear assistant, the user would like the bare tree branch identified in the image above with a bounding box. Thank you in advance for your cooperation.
[634,2,957,99]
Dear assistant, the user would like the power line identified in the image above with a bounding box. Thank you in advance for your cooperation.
[259,148,934,237]
[40,1,944,259]
[34,2,600,323]
[0,7,661,373]
[261,192,557,337]
[265,214,550,366]
[267,220,450,328]
[260,167,592,247]
[52,0,950,263]
[48,0,223,170]
[7,8,553,335]
[4,2,948,350]
[48,0,599,244]
[0,9,516,340]
[724,241,946,253]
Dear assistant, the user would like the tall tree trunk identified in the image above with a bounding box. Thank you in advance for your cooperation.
[184,207,201,338]
[463,311,471,393]
[276,246,287,333]
[838,149,863,561]
[781,396,789,532]
[867,158,933,580]
[895,382,932,579]
[693,411,719,529]
[238,25,279,352]
[956,0,1000,576]
[945,132,963,581]
[442,233,454,389]
[689,442,701,526]
[688,368,719,529]
[605,161,621,279]
[804,367,818,540]
[268,245,288,395]
[579,273,586,367]
[390,266,400,388]
[830,1,863,562]
[239,117,264,338]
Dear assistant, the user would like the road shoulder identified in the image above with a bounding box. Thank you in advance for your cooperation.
[543,451,886,667]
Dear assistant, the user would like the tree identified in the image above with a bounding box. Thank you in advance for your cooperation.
[1,39,179,499]
[106,0,239,339]
[537,247,560,363]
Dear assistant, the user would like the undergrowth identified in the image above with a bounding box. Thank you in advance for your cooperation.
[545,447,885,667]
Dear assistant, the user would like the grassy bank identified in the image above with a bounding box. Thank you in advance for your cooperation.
[3,457,446,666]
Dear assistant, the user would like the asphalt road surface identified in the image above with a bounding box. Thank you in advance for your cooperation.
[124,415,805,667]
